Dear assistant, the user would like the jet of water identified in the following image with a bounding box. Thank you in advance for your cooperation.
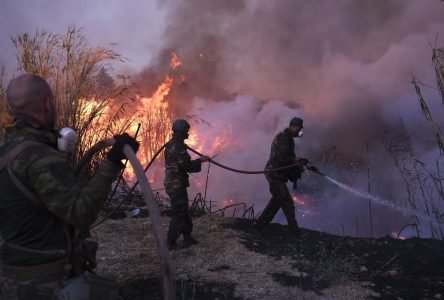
[323,175,442,228]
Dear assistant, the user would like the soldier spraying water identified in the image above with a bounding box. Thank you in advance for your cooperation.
[255,117,318,237]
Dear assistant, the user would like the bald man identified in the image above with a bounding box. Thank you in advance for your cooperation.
[0,74,136,299]
[5,74,57,128]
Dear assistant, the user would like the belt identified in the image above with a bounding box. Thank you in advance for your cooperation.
[4,242,66,257]
[1,259,67,280]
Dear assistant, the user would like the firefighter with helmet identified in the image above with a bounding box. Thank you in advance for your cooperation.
[164,119,210,249]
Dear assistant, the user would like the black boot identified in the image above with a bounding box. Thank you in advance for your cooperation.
[289,225,301,238]
[167,238,178,250]
[182,234,199,248]
[253,220,265,232]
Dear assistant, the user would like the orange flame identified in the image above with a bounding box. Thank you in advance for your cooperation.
[222,198,234,208]
[222,199,234,208]
[171,52,182,69]
[390,231,406,240]
[78,51,241,194]
[187,132,199,149]
[292,194,305,205]
[122,74,174,179]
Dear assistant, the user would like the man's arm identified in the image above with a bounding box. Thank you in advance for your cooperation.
[18,144,121,232]
[272,134,296,167]
[172,143,202,173]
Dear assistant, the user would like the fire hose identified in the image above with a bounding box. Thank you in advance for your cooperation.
[75,139,175,300]
[75,139,324,300]
[185,146,324,176]
[87,142,323,229]
[91,144,167,228]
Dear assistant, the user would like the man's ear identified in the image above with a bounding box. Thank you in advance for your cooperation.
[43,96,56,126]
[44,97,52,112]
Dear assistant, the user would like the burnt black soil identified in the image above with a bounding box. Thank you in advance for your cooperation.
[120,277,241,300]
[224,219,444,300]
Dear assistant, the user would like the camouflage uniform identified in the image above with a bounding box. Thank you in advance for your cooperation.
[164,133,202,244]
[0,273,62,300]
[0,125,121,299]
[257,128,300,231]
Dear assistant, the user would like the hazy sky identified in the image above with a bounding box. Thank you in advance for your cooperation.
[0,0,166,73]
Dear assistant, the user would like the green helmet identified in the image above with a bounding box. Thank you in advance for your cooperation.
[289,117,304,128]
[172,119,190,133]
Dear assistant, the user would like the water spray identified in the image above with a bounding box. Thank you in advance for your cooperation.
[185,145,442,229]
[322,175,442,229]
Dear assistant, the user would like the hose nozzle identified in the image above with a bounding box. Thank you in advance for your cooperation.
[304,161,324,176]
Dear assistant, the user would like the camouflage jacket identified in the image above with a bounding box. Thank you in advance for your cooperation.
[265,128,297,181]
[0,125,121,266]
[164,133,202,188]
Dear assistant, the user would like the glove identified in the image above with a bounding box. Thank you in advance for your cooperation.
[307,164,320,173]
[199,155,210,162]
[297,158,309,166]
[107,133,140,165]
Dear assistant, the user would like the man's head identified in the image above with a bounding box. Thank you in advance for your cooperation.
[288,117,304,138]
[6,74,56,128]
[172,119,190,138]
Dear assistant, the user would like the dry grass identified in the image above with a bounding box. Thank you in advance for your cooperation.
[381,48,444,239]
[1,26,137,178]
[0,63,12,135]
[2,26,181,179]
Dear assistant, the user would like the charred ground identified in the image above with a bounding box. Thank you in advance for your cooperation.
[89,214,444,300]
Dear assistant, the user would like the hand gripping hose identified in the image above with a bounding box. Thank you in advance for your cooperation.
[74,139,116,176]
[75,140,175,300]
[92,143,167,228]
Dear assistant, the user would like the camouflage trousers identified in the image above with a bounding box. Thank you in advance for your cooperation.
[257,178,299,230]
[0,272,62,300]
[165,185,193,243]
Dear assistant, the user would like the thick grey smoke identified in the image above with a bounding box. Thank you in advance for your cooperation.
[147,0,444,237]
[177,96,414,238]
[2,0,444,237]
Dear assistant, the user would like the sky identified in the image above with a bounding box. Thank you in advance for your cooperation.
[0,0,166,73]
[2,0,444,237]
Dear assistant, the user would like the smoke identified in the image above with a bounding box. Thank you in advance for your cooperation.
[185,96,297,202]
[172,96,412,238]
[2,0,444,237]
[145,0,444,237]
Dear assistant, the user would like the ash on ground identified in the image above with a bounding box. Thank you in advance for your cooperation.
[91,215,444,300]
